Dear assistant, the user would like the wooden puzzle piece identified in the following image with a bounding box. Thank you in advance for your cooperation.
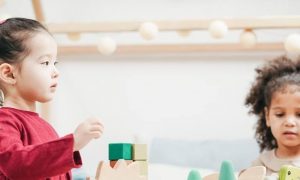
[110,160,133,168]
[95,159,147,180]
[238,166,266,180]
[203,172,219,180]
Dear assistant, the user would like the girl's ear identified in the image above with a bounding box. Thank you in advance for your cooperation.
[265,107,270,127]
[0,63,16,85]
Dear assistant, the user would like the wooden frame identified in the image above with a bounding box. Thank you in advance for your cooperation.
[58,43,284,55]
[48,17,300,33]
[30,1,296,54]
[49,18,297,54]
[31,0,45,22]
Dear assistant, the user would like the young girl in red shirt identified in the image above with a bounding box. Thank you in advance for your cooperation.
[0,18,104,180]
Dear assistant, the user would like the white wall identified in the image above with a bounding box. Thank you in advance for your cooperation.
[48,52,283,175]
[3,0,299,21]
[1,0,299,176]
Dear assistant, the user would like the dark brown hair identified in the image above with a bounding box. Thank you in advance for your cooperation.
[245,55,300,152]
[0,17,49,64]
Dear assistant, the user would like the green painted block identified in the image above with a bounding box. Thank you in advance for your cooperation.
[187,169,201,180]
[109,143,132,160]
[219,161,236,180]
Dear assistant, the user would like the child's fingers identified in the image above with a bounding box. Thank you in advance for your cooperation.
[91,122,103,128]
[89,124,104,138]
[90,131,102,139]
[89,124,104,132]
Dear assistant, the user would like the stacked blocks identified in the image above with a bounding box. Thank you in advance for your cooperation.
[109,143,132,160]
[109,143,148,176]
[132,144,148,176]
[109,143,133,168]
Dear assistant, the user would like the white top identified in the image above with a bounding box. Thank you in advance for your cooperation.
[252,149,300,177]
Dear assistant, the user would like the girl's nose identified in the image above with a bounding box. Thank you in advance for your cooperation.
[52,67,59,78]
[285,116,297,126]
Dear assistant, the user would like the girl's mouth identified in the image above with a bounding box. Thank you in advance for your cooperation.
[50,84,57,88]
[283,131,298,137]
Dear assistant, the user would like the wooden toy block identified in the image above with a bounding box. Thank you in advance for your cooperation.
[110,160,133,168]
[203,173,219,180]
[135,160,148,176]
[109,143,132,160]
[132,144,147,160]
[238,166,266,180]
[219,161,236,180]
[187,169,201,180]
[279,165,300,180]
[95,159,147,180]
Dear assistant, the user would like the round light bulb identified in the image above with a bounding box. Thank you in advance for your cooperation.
[284,34,300,53]
[97,37,117,55]
[240,29,257,48]
[139,22,158,40]
[208,20,228,39]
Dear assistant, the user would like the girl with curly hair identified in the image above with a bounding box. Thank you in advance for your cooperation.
[246,55,300,175]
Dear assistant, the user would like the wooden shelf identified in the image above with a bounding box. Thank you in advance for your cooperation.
[58,43,284,55]
[48,17,300,33]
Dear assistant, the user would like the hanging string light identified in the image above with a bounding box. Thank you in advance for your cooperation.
[208,20,228,39]
[139,22,159,40]
[284,34,300,53]
[97,37,117,55]
[240,29,257,48]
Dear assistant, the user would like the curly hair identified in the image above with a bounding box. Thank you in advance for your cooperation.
[245,55,300,152]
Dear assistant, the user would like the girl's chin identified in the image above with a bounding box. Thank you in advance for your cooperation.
[280,141,300,148]
[38,97,54,103]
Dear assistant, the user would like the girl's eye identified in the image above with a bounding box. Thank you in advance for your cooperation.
[42,61,49,66]
[275,113,284,118]
[296,113,300,117]
[54,61,59,66]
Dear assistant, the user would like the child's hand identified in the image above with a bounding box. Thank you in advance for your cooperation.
[73,118,104,151]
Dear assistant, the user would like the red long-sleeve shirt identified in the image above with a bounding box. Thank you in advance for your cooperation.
[0,107,82,180]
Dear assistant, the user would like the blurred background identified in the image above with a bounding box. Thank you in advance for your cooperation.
[1,0,300,178]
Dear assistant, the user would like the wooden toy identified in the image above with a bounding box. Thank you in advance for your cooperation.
[95,159,147,180]
[132,144,147,160]
[135,160,148,175]
[279,165,300,180]
[110,160,133,168]
[187,169,202,180]
[203,173,219,180]
[109,143,132,160]
[238,166,266,180]
[219,161,236,180]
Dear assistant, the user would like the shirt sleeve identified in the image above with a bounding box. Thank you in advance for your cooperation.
[0,115,82,179]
